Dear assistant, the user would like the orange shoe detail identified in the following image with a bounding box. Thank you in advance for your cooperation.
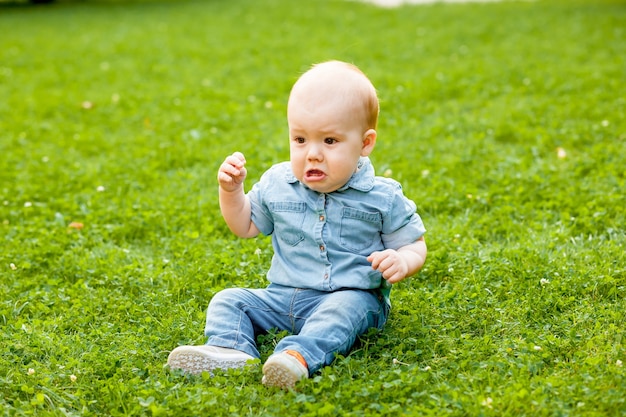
[285,350,308,370]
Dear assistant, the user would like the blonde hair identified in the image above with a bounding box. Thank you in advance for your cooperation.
[291,61,380,130]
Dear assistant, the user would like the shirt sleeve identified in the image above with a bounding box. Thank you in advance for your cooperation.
[248,169,275,237]
[381,183,426,249]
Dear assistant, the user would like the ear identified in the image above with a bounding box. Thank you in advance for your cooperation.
[360,129,377,157]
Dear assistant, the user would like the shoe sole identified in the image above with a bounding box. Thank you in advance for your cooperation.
[168,350,250,375]
[262,361,302,389]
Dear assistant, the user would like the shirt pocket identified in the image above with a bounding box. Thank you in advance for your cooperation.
[269,201,306,246]
[340,207,382,253]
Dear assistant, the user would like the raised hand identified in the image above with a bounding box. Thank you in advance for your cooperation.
[218,151,247,192]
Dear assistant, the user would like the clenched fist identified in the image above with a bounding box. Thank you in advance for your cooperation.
[218,152,247,192]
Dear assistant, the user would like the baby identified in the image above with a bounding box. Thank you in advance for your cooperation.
[168,60,427,389]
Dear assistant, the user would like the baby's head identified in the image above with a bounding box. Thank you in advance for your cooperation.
[288,61,379,132]
[287,61,380,193]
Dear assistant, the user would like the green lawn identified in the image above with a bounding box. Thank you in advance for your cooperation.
[1,0,624,415]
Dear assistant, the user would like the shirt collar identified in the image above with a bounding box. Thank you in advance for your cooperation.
[285,157,375,192]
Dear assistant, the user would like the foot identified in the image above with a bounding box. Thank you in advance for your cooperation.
[167,345,255,375]
[262,350,308,389]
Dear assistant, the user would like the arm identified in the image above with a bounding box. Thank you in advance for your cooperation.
[367,236,427,284]
[217,151,260,238]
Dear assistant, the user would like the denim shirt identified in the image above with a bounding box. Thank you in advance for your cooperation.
[248,157,426,303]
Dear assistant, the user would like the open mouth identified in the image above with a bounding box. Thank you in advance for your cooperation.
[305,169,326,180]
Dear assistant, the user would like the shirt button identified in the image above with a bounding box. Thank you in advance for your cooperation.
[319,215,325,221]
[324,273,329,279]
[319,245,325,252]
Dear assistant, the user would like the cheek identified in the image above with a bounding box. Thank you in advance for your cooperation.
[290,148,303,163]
[290,157,304,178]
[329,159,354,177]
[289,147,300,162]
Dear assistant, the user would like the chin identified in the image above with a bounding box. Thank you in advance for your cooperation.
[302,182,327,193]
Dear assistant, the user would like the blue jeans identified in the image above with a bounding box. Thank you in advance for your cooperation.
[204,283,389,375]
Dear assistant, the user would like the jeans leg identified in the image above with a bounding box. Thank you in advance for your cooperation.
[204,286,295,358]
[275,289,387,374]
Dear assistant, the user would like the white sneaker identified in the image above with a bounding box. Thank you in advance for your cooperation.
[167,345,255,375]
[262,351,308,389]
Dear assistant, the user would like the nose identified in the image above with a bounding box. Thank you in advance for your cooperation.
[306,142,323,161]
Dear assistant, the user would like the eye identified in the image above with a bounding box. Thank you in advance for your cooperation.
[293,136,306,144]
[324,137,338,145]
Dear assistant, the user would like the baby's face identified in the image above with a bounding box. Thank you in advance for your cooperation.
[288,94,374,194]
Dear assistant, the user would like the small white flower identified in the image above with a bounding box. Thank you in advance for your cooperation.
[24,202,32,208]
[534,345,542,351]
[70,374,77,382]
[422,365,431,371]
[481,397,493,408]
[392,358,409,366]
[421,169,430,178]
[254,248,262,256]
[189,129,201,140]
[601,120,609,127]
[383,169,393,177]
[162,258,170,264]
[540,278,550,286]
[616,359,623,367]
[557,147,567,159]
[28,368,35,375]
[96,186,105,192]
[10,263,17,270]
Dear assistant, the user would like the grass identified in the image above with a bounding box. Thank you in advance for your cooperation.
[1,0,624,415]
